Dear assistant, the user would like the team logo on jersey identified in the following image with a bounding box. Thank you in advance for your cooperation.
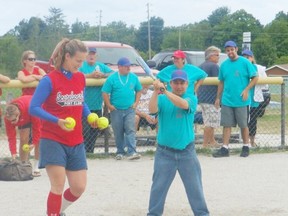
[56,91,84,106]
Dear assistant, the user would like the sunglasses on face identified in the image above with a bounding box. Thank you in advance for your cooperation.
[27,58,36,61]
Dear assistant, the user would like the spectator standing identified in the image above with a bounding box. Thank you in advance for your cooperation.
[156,50,207,95]
[198,46,222,148]
[79,47,114,153]
[242,49,269,147]
[147,70,209,216]
[4,95,41,177]
[102,57,142,160]
[135,84,157,132]
[213,41,258,158]
[29,38,96,216]
[18,50,46,95]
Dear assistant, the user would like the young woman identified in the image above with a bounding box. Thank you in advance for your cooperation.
[18,50,46,95]
[30,38,96,216]
[4,95,41,177]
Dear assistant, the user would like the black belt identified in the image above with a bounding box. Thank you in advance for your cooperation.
[158,143,192,152]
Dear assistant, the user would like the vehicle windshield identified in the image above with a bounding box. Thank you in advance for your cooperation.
[96,47,140,65]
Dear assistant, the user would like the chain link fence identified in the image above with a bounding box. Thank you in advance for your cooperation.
[0,77,287,158]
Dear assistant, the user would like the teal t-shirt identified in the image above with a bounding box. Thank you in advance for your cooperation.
[102,72,142,109]
[219,56,257,107]
[156,64,207,96]
[157,93,197,149]
[79,61,114,110]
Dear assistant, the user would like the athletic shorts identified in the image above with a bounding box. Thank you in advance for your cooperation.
[18,123,31,130]
[39,138,87,171]
[220,105,249,128]
[199,103,221,128]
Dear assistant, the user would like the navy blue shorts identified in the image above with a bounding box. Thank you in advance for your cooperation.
[39,138,87,171]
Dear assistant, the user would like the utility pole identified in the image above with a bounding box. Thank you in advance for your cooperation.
[98,10,102,41]
[178,27,181,49]
[147,3,151,59]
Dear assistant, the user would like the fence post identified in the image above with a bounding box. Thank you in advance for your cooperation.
[280,82,286,148]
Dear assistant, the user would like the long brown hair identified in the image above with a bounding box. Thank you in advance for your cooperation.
[51,38,87,70]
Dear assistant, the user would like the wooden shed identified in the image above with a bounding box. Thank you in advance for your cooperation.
[266,64,288,76]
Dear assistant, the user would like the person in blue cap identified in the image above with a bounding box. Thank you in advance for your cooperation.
[102,57,142,160]
[242,49,270,147]
[79,47,114,153]
[147,70,209,216]
[213,41,258,158]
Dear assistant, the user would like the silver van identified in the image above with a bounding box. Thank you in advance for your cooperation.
[149,50,227,70]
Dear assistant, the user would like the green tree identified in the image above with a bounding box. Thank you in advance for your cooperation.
[135,16,164,53]
[0,35,22,76]
[101,21,136,45]
[253,35,277,67]
[264,16,288,58]
[207,6,230,27]
[211,9,263,51]
[179,21,212,50]
[40,7,70,59]
[71,19,90,36]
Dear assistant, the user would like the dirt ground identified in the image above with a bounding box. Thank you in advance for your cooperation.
[1,152,288,216]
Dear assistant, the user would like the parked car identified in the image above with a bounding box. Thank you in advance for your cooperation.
[148,50,227,70]
[36,41,158,76]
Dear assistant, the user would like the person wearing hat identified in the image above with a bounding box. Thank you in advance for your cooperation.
[79,47,114,153]
[213,41,258,158]
[147,70,209,216]
[242,49,270,147]
[4,95,41,177]
[156,49,207,96]
[102,57,142,160]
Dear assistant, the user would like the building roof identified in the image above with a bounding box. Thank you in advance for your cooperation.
[266,64,288,72]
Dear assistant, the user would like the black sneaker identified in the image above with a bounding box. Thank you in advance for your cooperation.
[240,146,249,157]
[212,147,229,158]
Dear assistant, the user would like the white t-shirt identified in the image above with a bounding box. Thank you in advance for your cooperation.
[137,89,153,114]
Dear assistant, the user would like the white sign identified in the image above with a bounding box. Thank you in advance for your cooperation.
[243,32,251,43]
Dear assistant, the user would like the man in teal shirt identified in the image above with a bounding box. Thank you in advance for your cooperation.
[79,47,114,153]
[147,70,209,216]
[102,57,142,160]
[156,50,207,96]
[213,41,258,158]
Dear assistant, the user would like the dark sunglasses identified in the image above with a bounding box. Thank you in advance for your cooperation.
[27,58,36,61]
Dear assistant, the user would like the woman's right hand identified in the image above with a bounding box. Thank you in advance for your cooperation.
[57,119,74,132]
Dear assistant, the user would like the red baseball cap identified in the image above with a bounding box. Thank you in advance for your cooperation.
[173,50,186,59]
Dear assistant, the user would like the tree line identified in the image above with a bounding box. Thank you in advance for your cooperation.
[1,6,288,78]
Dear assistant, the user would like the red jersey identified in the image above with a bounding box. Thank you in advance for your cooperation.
[21,67,41,95]
[41,70,85,146]
[4,95,41,155]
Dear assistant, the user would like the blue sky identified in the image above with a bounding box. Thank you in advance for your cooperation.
[0,0,286,36]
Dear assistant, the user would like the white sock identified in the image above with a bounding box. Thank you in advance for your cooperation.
[34,159,39,172]
[60,198,73,213]
[222,145,229,149]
